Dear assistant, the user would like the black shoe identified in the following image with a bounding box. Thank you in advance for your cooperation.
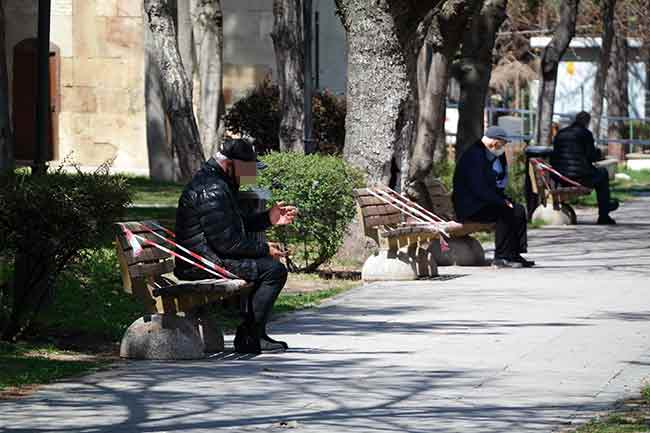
[260,334,288,352]
[512,255,535,268]
[597,215,616,225]
[608,199,619,212]
[492,258,523,269]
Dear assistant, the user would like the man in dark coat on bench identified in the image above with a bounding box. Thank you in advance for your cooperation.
[174,138,297,353]
[551,111,618,225]
[453,127,535,268]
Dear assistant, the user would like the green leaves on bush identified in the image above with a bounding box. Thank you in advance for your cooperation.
[256,152,364,272]
[223,79,346,154]
[0,165,132,340]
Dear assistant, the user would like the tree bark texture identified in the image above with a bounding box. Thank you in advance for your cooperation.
[0,0,13,173]
[589,0,616,139]
[177,0,196,79]
[535,0,579,147]
[144,9,178,181]
[144,0,205,181]
[271,0,305,153]
[606,31,629,141]
[191,0,224,157]
[406,0,479,208]
[455,0,507,159]
[335,0,442,187]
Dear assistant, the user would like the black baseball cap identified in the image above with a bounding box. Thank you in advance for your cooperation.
[221,138,267,170]
[485,126,511,143]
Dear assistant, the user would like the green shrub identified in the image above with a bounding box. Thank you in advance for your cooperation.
[0,164,132,340]
[256,152,364,272]
[223,79,346,154]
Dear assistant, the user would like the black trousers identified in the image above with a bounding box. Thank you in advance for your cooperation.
[176,256,287,330]
[583,167,611,217]
[247,257,288,328]
[468,203,528,259]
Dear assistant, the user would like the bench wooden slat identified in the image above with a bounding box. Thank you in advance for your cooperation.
[153,278,251,297]
[360,204,400,217]
[128,259,176,278]
[365,213,402,227]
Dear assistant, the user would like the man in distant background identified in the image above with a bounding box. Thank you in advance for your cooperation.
[551,111,618,225]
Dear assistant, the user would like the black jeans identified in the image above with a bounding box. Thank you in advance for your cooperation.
[467,203,528,259]
[585,167,612,217]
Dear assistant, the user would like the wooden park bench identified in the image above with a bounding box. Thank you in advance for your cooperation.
[528,158,593,224]
[114,220,253,359]
[353,187,494,281]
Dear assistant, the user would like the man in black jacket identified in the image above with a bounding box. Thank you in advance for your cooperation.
[551,111,618,224]
[174,138,297,353]
[453,126,534,268]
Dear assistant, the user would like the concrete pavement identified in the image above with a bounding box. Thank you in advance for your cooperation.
[2,197,650,433]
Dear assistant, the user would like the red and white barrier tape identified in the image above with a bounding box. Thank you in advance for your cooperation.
[366,187,450,252]
[531,158,587,188]
[118,223,236,281]
[138,222,239,279]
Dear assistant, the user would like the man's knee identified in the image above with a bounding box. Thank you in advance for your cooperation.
[594,167,610,185]
[267,260,288,284]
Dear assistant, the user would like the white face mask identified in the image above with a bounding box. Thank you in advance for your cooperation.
[490,147,505,157]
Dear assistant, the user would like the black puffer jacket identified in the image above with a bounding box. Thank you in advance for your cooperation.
[174,158,271,281]
[551,123,601,182]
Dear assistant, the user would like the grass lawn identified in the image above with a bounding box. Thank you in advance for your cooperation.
[0,342,108,396]
[569,384,650,432]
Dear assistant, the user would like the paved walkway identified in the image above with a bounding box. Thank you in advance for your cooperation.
[2,197,650,433]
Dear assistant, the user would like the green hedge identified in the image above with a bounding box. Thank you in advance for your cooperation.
[256,152,364,272]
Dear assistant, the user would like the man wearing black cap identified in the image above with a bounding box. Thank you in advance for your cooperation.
[174,138,297,353]
[452,127,535,268]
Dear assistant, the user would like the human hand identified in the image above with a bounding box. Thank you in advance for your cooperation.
[268,242,287,261]
[269,201,298,225]
[505,200,514,209]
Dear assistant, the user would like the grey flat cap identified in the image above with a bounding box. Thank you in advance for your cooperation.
[485,126,510,142]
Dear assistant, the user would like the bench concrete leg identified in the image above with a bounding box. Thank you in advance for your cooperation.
[429,236,487,266]
[119,314,205,360]
[361,245,437,282]
[531,204,572,225]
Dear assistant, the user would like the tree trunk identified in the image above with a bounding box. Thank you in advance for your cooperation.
[0,0,13,173]
[335,0,440,187]
[606,31,629,142]
[271,0,304,153]
[590,0,616,139]
[455,0,507,159]
[406,0,478,207]
[191,0,224,157]
[177,0,196,79]
[144,0,205,181]
[535,0,579,147]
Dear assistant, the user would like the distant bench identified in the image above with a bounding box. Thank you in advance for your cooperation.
[353,188,494,281]
[528,159,593,224]
[114,220,253,359]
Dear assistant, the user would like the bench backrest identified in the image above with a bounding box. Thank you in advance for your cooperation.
[114,220,175,313]
[353,188,403,245]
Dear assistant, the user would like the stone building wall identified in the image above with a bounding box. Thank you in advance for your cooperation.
[5,0,148,174]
